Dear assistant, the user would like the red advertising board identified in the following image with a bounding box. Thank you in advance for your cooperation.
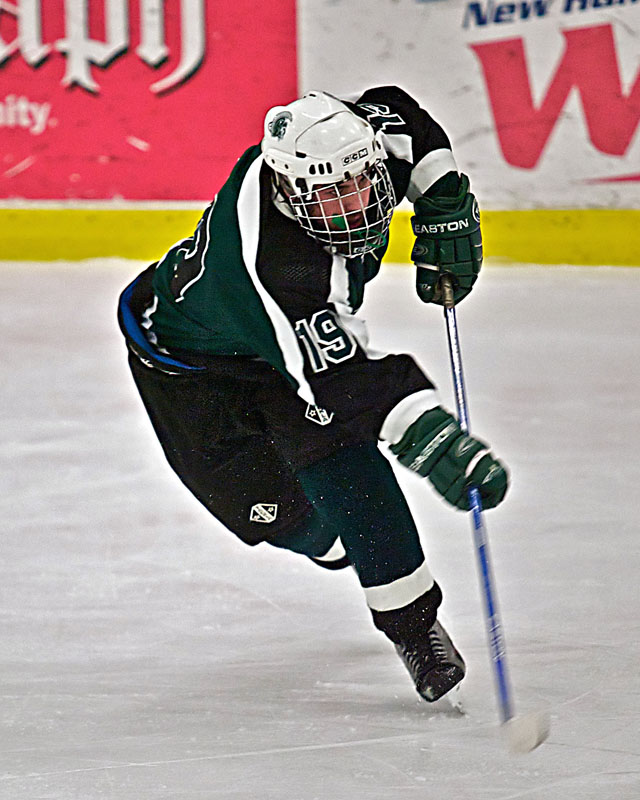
[471,24,640,176]
[0,0,297,200]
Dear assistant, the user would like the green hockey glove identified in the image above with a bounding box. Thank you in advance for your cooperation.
[390,406,508,511]
[411,173,483,306]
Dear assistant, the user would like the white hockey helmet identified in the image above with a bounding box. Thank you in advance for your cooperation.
[262,91,395,257]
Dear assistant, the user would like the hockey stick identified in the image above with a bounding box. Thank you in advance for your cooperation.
[441,275,550,753]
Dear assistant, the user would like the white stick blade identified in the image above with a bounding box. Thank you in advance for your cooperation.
[504,710,550,754]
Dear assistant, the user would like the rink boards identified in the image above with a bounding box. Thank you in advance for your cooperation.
[2,206,639,266]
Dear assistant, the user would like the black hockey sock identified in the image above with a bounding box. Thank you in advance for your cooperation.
[294,441,426,588]
[370,582,443,645]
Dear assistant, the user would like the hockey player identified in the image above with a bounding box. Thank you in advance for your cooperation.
[118,86,508,704]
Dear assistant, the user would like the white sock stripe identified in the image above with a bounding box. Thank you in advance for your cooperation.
[314,538,347,562]
[379,389,440,445]
[363,561,435,612]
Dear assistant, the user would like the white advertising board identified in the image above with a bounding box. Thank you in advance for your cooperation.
[298,0,640,210]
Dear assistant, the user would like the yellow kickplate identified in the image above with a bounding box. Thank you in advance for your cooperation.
[1,207,639,265]
[0,208,203,262]
[385,209,640,266]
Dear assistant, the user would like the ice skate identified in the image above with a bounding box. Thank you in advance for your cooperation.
[395,619,465,702]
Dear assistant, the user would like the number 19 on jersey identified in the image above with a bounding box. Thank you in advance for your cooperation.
[295,310,357,373]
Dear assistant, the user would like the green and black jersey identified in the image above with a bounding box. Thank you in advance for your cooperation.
[131,86,457,408]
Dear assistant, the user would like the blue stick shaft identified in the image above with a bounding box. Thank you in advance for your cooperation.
[443,299,515,724]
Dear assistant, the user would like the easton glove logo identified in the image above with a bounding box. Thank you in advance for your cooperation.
[472,198,480,224]
[268,111,293,140]
[413,219,471,235]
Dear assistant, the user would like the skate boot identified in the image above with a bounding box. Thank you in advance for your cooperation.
[395,619,465,702]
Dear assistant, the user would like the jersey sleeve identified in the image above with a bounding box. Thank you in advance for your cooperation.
[348,85,460,202]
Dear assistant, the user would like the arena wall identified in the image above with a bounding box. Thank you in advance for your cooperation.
[1,0,638,264]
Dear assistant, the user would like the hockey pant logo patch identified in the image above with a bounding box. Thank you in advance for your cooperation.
[305,404,334,426]
[249,503,279,523]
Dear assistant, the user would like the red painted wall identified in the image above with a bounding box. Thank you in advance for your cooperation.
[0,0,298,200]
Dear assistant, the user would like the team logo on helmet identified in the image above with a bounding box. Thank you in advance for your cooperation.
[268,111,293,140]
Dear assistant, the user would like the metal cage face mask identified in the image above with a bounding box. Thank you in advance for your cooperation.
[287,162,396,258]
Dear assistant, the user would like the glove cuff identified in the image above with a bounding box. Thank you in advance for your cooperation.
[415,173,470,216]
[379,389,441,445]
[390,406,461,476]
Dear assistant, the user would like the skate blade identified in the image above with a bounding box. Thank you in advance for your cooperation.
[446,683,465,714]
[427,683,466,715]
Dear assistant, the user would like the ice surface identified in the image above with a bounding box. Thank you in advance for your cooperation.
[1,260,639,799]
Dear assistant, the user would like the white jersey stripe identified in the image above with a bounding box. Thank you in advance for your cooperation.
[327,253,369,350]
[380,131,413,163]
[236,157,315,405]
[328,254,387,359]
[406,148,458,203]
[363,560,435,612]
[327,253,350,308]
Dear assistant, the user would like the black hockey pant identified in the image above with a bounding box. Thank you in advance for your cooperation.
[127,352,442,636]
